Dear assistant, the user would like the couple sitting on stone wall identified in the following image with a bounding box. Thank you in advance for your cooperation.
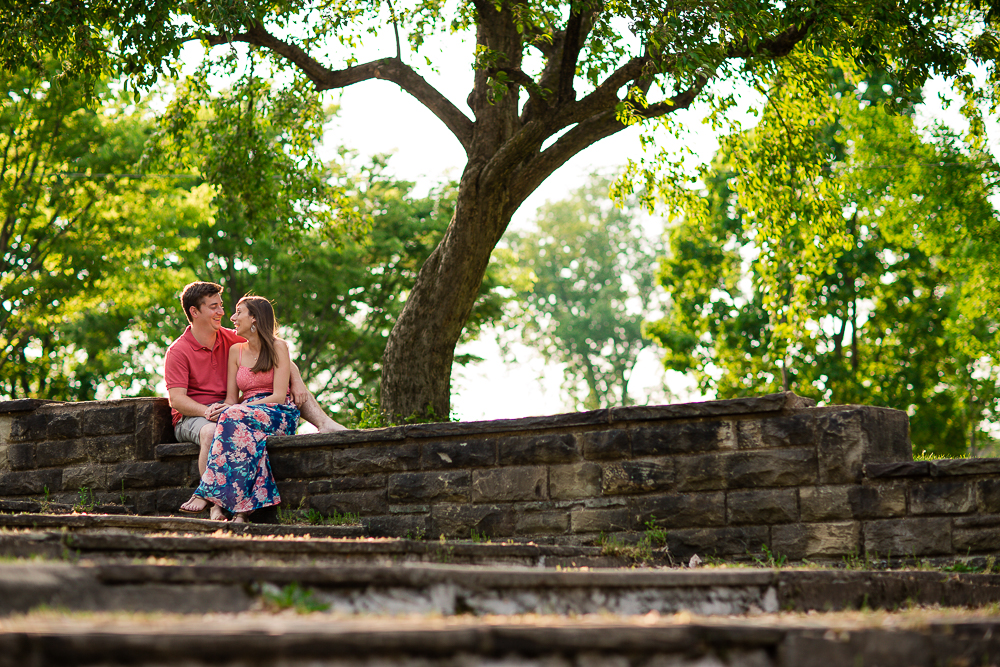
[164,281,346,522]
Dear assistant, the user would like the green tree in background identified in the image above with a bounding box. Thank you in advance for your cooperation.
[648,72,1000,455]
[502,177,663,410]
[0,64,199,400]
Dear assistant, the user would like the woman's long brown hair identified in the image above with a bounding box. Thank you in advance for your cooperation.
[238,296,279,373]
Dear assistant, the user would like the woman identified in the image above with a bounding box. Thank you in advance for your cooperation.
[189,296,299,523]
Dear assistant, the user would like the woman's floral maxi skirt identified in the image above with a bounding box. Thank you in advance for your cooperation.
[195,398,299,513]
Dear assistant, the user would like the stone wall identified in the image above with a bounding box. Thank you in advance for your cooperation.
[2,393,998,561]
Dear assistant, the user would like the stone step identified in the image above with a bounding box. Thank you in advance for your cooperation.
[0,528,638,569]
[1,611,999,667]
[3,561,1000,618]
[0,511,365,538]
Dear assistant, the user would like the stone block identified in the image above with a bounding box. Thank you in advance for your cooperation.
[674,454,727,492]
[329,444,420,475]
[364,514,430,539]
[310,490,387,516]
[549,462,602,500]
[665,525,770,560]
[129,489,158,516]
[864,517,952,557]
[85,434,134,464]
[979,479,1000,513]
[772,522,861,559]
[635,492,725,529]
[601,459,674,495]
[7,443,35,471]
[579,429,630,460]
[846,484,906,519]
[33,440,88,468]
[569,507,632,533]
[133,399,173,460]
[307,474,387,494]
[82,404,135,436]
[419,439,495,469]
[515,509,570,535]
[62,464,109,492]
[155,487,198,514]
[0,416,11,446]
[737,412,816,449]
[727,488,798,525]
[631,420,736,456]
[0,469,61,496]
[276,481,308,508]
[954,526,1000,553]
[800,486,852,522]
[498,433,579,465]
[9,412,48,442]
[388,471,471,503]
[46,412,81,440]
[108,461,191,490]
[431,503,516,538]
[472,466,547,502]
[726,449,817,488]
[816,406,909,484]
[910,481,976,515]
[270,450,332,479]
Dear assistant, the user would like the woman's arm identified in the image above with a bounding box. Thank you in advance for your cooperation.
[225,343,240,406]
[245,339,291,405]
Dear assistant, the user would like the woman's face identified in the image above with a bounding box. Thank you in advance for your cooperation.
[231,303,254,337]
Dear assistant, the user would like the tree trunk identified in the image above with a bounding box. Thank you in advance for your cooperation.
[380,162,513,421]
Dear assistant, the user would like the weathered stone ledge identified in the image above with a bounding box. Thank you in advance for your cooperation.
[0,512,363,538]
[2,615,998,667]
[3,562,1000,618]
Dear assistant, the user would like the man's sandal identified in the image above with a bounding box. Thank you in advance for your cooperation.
[179,495,209,514]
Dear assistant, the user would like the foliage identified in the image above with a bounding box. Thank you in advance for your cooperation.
[648,68,1000,456]
[502,177,664,409]
[5,0,996,420]
[261,583,330,614]
[0,63,198,401]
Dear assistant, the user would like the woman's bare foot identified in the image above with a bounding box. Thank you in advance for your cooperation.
[317,419,348,433]
[179,495,209,513]
[209,505,227,521]
[233,513,249,524]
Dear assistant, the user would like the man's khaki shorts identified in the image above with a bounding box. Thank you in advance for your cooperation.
[174,416,214,445]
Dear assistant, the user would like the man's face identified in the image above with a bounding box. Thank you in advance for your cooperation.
[192,293,225,331]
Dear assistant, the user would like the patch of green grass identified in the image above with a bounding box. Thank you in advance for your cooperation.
[276,503,361,526]
[913,450,970,461]
[261,583,330,614]
[752,544,787,568]
[72,487,96,513]
[470,528,490,544]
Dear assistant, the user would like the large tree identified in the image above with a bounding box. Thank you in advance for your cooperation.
[3,1,998,420]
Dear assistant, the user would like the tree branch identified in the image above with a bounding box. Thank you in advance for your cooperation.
[204,27,475,153]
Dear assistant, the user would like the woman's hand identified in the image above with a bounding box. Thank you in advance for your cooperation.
[204,402,230,422]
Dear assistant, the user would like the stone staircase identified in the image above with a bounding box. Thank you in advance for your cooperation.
[3,394,1000,665]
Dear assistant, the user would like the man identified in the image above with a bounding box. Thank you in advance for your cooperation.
[164,281,345,513]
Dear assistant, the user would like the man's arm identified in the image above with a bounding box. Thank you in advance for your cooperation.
[168,387,227,421]
[289,361,309,406]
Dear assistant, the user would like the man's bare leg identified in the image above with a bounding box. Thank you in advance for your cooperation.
[299,391,347,433]
[198,422,215,475]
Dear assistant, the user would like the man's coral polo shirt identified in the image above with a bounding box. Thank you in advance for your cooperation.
[164,326,245,426]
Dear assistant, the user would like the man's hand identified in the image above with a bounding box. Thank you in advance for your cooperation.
[204,403,230,422]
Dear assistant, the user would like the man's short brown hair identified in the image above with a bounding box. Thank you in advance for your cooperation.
[180,282,223,323]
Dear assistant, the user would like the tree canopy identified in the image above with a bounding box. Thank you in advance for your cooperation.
[648,69,1000,455]
[3,0,1000,420]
